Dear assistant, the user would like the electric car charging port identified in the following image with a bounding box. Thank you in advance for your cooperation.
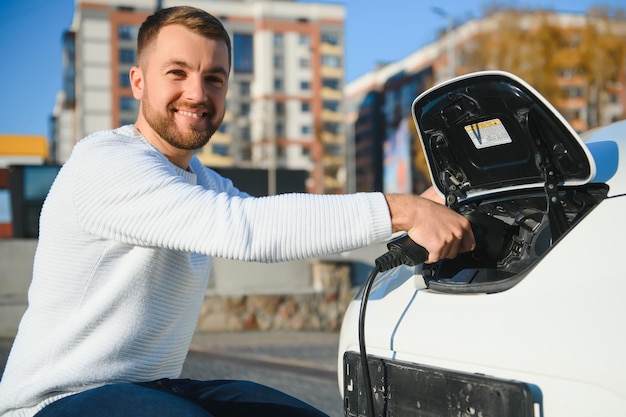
[423,184,608,293]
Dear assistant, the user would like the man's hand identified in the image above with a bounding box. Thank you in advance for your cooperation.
[385,193,475,263]
[419,185,444,204]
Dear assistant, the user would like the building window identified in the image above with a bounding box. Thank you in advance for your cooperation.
[62,31,76,104]
[321,55,341,68]
[300,81,310,90]
[299,58,310,69]
[322,78,340,90]
[301,125,311,135]
[274,55,283,70]
[323,100,339,112]
[119,48,136,64]
[119,72,131,88]
[118,25,138,41]
[325,143,343,156]
[274,33,283,46]
[274,78,283,92]
[565,86,583,99]
[275,102,285,115]
[240,126,251,141]
[233,33,253,73]
[239,81,251,96]
[240,103,251,117]
[321,32,340,46]
[324,122,340,134]
[119,96,138,111]
[301,102,310,112]
[299,34,310,46]
[400,81,418,110]
[275,123,284,137]
[212,143,229,156]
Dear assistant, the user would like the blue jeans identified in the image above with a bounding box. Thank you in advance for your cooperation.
[34,379,330,417]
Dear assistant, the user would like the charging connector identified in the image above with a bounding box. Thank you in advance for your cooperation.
[358,234,428,417]
[375,234,429,272]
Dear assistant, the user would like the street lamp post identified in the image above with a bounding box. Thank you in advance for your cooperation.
[432,7,455,80]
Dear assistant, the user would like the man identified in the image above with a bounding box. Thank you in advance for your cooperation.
[0,6,474,417]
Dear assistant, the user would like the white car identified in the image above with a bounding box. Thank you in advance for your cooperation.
[338,71,626,417]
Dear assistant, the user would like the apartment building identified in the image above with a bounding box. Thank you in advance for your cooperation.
[52,0,346,193]
[345,9,626,193]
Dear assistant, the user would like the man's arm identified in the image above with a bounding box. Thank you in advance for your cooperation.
[384,193,475,263]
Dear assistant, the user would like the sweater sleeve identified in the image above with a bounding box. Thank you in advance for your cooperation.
[69,133,392,262]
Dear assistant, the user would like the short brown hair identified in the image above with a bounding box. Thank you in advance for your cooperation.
[137,6,232,68]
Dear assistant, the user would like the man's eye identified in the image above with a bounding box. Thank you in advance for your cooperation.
[206,76,225,84]
[169,70,185,77]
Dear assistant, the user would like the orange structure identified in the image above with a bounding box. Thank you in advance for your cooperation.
[0,135,49,237]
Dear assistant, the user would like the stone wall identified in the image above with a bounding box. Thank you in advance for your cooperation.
[0,239,383,338]
[197,262,356,332]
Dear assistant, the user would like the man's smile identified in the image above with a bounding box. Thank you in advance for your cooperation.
[176,109,208,119]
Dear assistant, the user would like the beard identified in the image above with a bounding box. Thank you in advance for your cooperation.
[141,95,223,151]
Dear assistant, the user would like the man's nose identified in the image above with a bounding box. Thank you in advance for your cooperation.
[184,76,207,101]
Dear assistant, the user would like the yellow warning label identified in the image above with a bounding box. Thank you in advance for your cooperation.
[464,118,512,149]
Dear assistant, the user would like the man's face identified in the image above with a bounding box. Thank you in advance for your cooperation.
[131,24,230,152]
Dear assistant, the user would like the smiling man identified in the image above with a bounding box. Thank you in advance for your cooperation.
[131,22,230,166]
[0,6,474,417]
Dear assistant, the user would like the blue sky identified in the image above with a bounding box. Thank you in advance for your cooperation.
[0,0,623,137]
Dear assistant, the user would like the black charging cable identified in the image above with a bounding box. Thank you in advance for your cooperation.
[358,234,428,417]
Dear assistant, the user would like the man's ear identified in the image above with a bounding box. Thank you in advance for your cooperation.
[129,66,144,99]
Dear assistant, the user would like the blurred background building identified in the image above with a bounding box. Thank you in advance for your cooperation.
[2,1,625,237]
[51,0,347,195]
[345,7,626,193]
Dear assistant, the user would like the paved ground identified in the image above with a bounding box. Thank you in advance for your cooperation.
[0,331,344,417]
[190,330,340,371]
[0,330,341,374]
[0,338,12,376]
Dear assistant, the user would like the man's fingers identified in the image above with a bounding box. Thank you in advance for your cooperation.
[421,218,475,263]
[463,229,477,253]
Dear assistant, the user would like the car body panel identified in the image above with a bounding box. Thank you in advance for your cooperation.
[585,119,626,195]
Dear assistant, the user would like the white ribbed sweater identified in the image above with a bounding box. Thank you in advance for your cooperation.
[0,126,392,417]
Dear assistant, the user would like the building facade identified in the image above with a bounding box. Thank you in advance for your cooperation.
[51,0,346,194]
[345,9,626,193]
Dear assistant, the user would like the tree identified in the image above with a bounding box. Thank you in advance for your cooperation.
[460,7,626,129]
[579,8,626,126]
